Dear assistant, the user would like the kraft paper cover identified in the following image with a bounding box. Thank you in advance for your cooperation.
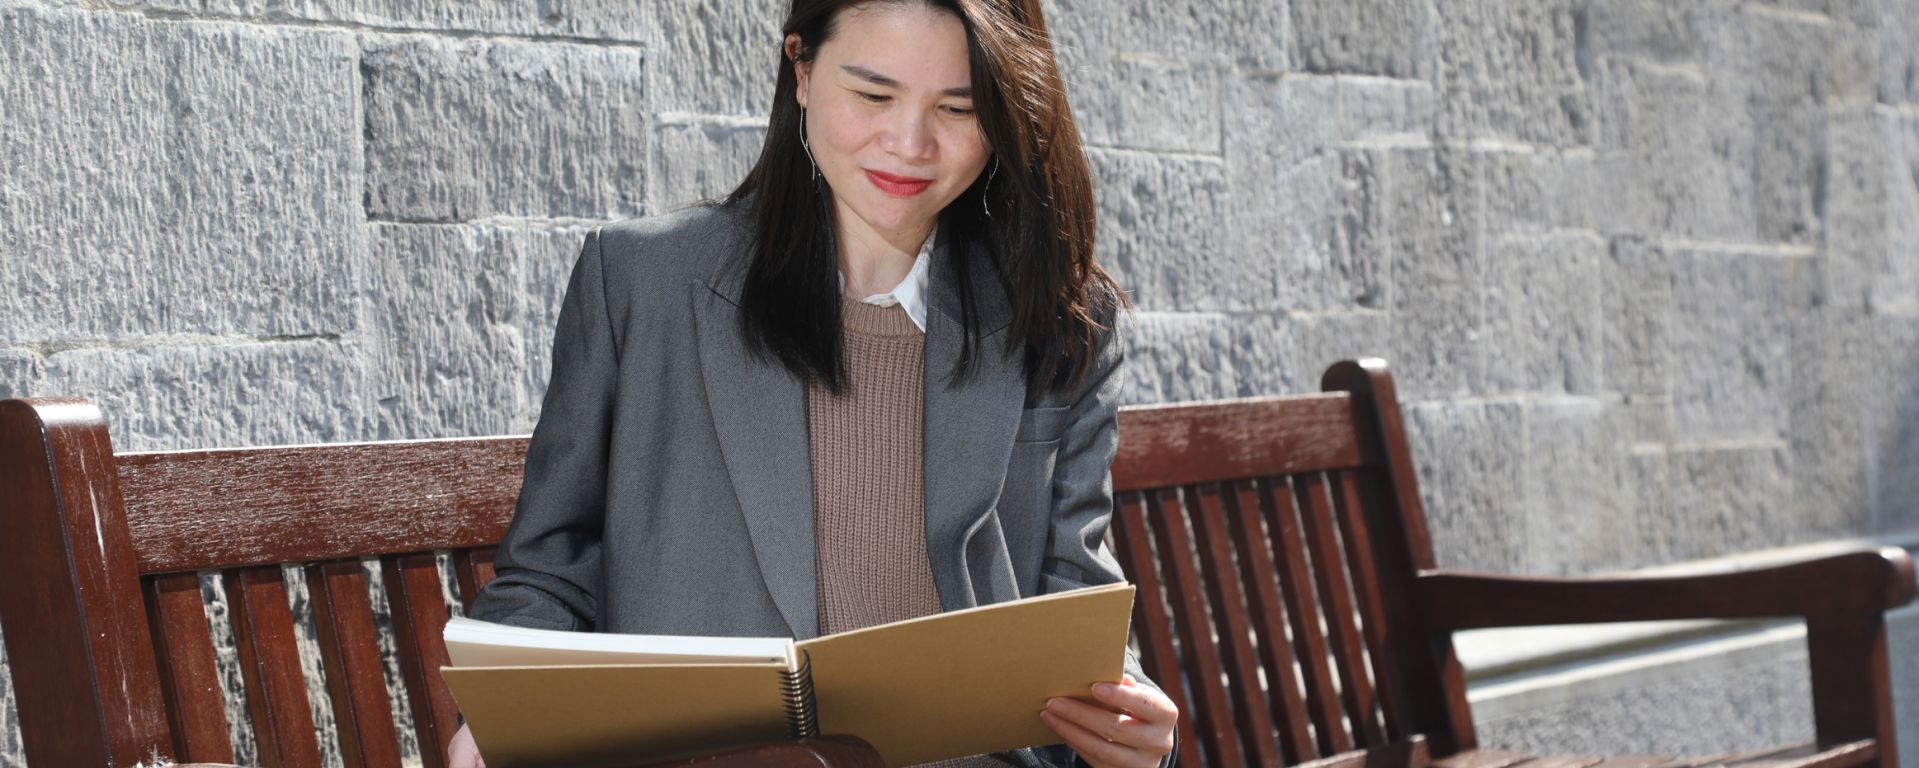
[441,663,793,768]
[797,582,1137,766]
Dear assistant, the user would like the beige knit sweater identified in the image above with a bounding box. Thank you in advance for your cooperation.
[805,296,1016,768]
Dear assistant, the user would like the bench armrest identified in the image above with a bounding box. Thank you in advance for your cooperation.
[1414,546,1916,631]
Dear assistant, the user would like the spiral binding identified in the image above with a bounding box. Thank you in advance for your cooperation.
[780,649,820,739]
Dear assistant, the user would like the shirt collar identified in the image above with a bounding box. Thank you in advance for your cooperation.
[836,222,936,333]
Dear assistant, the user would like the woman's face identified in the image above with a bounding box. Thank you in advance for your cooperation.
[788,3,991,242]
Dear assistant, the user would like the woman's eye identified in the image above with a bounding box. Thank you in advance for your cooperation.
[945,106,975,117]
[857,91,889,103]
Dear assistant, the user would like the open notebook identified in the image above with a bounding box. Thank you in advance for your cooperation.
[440,581,1137,768]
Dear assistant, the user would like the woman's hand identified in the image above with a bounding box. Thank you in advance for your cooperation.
[448,723,486,768]
[1039,673,1178,768]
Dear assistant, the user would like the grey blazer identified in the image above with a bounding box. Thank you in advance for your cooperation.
[468,199,1174,768]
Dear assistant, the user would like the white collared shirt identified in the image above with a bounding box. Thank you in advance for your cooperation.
[836,223,935,333]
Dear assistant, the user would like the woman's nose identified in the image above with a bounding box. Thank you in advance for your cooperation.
[881,111,935,161]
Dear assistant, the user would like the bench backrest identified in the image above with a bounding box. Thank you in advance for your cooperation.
[1108,359,1470,767]
[0,358,1469,767]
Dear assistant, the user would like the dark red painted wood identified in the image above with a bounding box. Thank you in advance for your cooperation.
[117,438,527,574]
[452,548,497,615]
[1182,483,1283,767]
[1322,360,1477,754]
[1111,491,1204,768]
[224,565,324,768]
[1333,470,1414,741]
[1223,479,1317,763]
[384,553,458,768]
[145,572,238,763]
[306,559,406,768]
[1294,472,1386,747]
[1144,487,1244,767]
[0,399,173,767]
[1262,476,1350,757]
[1114,394,1376,491]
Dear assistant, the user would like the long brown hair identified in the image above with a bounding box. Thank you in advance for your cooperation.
[721,0,1124,395]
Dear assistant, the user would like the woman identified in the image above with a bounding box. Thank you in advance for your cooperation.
[447,1,1177,766]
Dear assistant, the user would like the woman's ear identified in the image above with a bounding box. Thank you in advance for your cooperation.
[784,34,810,108]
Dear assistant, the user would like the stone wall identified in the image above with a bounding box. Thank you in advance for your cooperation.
[3,0,1917,764]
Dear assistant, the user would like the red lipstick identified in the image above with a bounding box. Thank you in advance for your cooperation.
[866,169,932,197]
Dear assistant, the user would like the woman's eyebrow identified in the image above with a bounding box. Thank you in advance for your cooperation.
[840,64,972,98]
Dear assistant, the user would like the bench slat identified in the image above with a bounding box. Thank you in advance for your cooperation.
[1265,477,1350,757]
[1145,487,1244,767]
[1225,479,1317,763]
[1111,491,1204,768]
[306,560,405,768]
[1333,470,1414,741]
[118,439,527,574]
[224,565,324,768]
[144,572,237,763]
[1184,483,1283,767]
[383,553,458,768]
[1113,395,1375,492]
[452,548,498,615]
[1297,473,1387,747]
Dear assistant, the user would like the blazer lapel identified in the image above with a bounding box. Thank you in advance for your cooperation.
[693,210,818,641]
[921,224,1025,613]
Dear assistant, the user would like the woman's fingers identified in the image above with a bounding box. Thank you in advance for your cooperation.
[1091,677,1179,726]
[1044,695,1155,745]
[1040,705,1153,768]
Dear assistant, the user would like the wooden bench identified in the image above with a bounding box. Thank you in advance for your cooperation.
[0,358,1911,768]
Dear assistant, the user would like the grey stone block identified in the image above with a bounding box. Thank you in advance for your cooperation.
[1088,148,1229,313]
[1724,10,1838,245]
[1109,55,1220,154]
[1403,400,1526,571]
[39,339,371,451]
[1117,311,1234,405]
[1290,0,1431,78]
[1879,106,1919,316]
[1224,75,1377,314]
[1481,231,1604,396]
[1601,237,1673,400]
[1633,443,1793,564]
[1121,0,1288,72]
[1228,310,1392,397]
[361,36,647,221]
[639,0,782,116]
[0,5,361,341]
[1588,58,1759,242]
[0,349,45,401]
[1819,106,1891,312]
[1666,248,1791,443]
[1043,0,1124,148]
[1434,0,1592,147]
[366,222,530,440]
[1871,316,1919,532]
[1522,398,1633,575]
[1479,149,1600,235]
[1787,306,1875,539]
[1336,76,1437,143]
[1372,148,1486,400]
[247,0,648,41]
[1881,0,1919,104]
[648,117,766,212]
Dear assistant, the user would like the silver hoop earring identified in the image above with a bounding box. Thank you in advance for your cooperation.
[980,157,998,219]
[799,107,820,183]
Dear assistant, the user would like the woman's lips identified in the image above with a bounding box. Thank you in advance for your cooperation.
[866,169,932,197]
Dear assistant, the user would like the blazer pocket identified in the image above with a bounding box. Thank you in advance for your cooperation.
[1014,405,1071,443]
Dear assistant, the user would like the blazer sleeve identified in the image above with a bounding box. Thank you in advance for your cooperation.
[466,227,616,633]
[1027,308,1181,768]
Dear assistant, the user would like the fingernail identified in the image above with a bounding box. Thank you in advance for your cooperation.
[1095,683,1117,696]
